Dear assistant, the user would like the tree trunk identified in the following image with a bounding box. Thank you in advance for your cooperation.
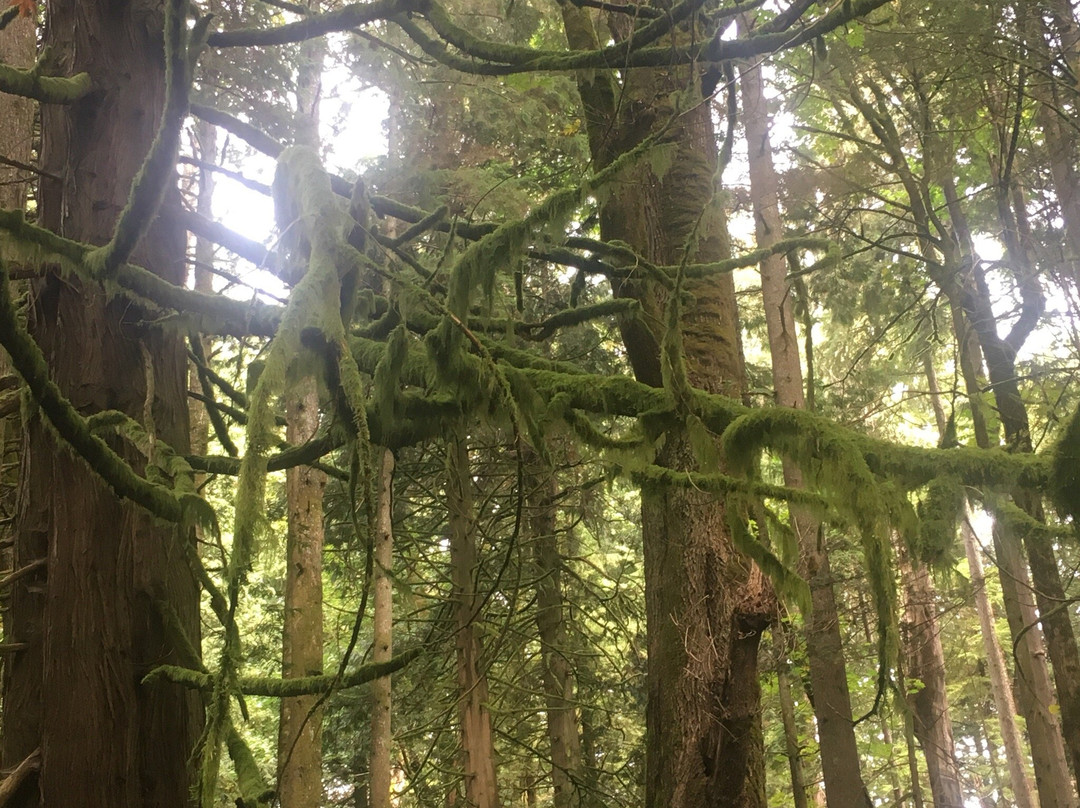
[737,30,871,808]
[964,515,1036,808]
[278,377,327,807]
[370,449,395,808]
[527,457,583,808]
[900,556,965,808]
[447,434,500,808]
[948,301,1073,808]
[277,22,327,805]
[773,623,810,808]
[558,6,772,806]
[3,0,203,802]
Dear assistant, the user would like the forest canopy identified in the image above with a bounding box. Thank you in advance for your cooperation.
[0,0,1079,806]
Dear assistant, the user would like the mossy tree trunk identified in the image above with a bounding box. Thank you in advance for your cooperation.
[2,0,203,802]
[560,6,770,806]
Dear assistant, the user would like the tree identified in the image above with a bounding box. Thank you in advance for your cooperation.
[1,0,1074,806]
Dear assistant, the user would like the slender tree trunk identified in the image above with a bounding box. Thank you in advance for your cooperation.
[3,0,203,801]
[900,555,965,808]
[277,377,327,807]
[277,22,327,805]
[899,676,926,808]
[447,434,500,808]
[370,449,395,808]
[188,120,217,463]
[948,301,1073,808]
[737,25,871,808]
[964,515,1036,808]
[527,457,583,808]
[773,622,810,808]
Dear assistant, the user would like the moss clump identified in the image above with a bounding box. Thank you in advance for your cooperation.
[914,476,964,569]
[1051,403,1080,527]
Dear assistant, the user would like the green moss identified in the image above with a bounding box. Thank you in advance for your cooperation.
[914,476,964,568]
[1051,403,1080,527]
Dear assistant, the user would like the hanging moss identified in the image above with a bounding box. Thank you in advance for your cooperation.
[1051,402,1080,527]
[721,405,900,700]
[727,495,812,613]
[913,476,965,568]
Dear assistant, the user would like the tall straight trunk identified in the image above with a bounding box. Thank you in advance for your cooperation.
[278,21,326,806]
[3,0,203,802]
[369,449,395,808]
[278,376,327,807]
[949,293,1073,808]
[447,434,500,808]
[188,120,216,469]
[0,15,35,800]
[527,457,583,808]
[0,10,34,218]
[559,7,770,807]
[900,555,965,808]
[963,515,1036,808]
[737,22,871,808]
[773,623,810,808]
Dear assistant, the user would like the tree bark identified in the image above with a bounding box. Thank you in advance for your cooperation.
[3,0,203,802]
[278,377,327,808]
[737,25,871,808]
[277,21,327,805]
[447,434,500,808]
[773,622,810,808]
[963,515,1036,808]
[900,555,965,808]
[527,457,583,808]
[370,449,395,808]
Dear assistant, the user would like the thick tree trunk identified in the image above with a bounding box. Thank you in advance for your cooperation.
[738,33,871,808]
[448,434,500,808]
[3,0,203,802]
[278,377,327,807]
[370,449,395,808]
[0,11,34,217]
[527,458,583,808]
[0,13,36,804]
[963,515,1036,808]
[900,556,965,808]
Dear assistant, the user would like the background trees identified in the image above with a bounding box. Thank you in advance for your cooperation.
[1,0,1079,806]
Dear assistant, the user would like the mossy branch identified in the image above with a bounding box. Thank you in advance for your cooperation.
[144,647,422,695]
[0,209,283,337]
[207,0,425,47]
[0,258,206,526]
[0,56,90,104]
